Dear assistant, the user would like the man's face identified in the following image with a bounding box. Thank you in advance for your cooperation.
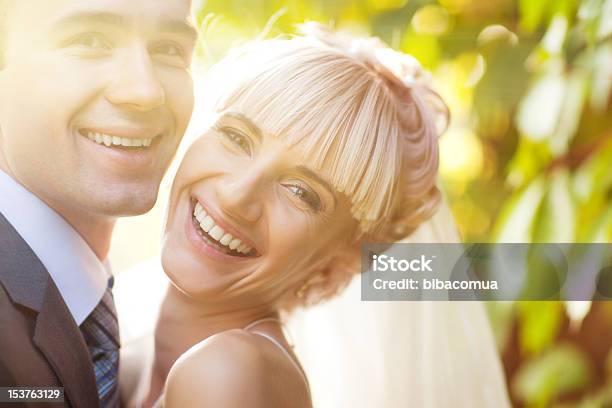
[0,0,195,218]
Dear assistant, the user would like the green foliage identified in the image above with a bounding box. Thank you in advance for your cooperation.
[513,343,594,406]
[517,302,566,354]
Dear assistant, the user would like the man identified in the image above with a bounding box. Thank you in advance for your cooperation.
[0,0,196,406]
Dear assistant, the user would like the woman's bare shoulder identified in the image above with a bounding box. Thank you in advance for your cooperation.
[163,329,310,408]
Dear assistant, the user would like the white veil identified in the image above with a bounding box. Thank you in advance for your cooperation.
[287,201,512,407]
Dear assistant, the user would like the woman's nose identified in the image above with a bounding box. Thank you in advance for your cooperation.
[215,171,265,223]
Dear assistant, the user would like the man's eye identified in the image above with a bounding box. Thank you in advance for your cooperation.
[220,128,252,155]
[67,33,111,50]
[152,42,184,58]
[150,42,189,67]
[284,184,322,212]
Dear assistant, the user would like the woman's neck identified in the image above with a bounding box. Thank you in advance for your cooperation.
[143,284,276,406]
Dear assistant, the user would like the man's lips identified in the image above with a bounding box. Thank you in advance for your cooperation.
[78,128,162,149]
[76,127,166,170]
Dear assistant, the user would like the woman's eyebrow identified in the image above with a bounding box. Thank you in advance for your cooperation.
[295,165,337,207]
[219,112,263,141]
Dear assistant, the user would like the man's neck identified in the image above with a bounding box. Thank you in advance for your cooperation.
[49,202,116,261]
[0,158,115,261]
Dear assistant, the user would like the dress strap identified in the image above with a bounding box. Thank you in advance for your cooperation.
[243,317,284,331]
[245,318,310,393]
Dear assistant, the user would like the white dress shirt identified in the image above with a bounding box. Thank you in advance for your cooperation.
[0,169,109,325]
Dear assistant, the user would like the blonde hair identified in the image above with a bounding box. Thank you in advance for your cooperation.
[203,23,449,307]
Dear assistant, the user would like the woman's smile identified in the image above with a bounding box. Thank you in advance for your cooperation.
[186,196,261,263]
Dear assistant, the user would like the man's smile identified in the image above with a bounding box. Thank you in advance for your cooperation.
[84,131,157,148]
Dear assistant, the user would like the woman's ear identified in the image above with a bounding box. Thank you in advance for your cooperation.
[298,242,361,304]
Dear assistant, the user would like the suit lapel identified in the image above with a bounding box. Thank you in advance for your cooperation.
[33,283,100,408]
[0,213,99,408]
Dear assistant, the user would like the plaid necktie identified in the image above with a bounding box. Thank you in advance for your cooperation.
[80,277,120,408]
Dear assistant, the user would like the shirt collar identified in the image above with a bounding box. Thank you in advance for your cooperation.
[0,169,109,325]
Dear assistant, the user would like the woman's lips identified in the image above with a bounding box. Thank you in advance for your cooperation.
[191,197,259,254]
[185,199,258,263]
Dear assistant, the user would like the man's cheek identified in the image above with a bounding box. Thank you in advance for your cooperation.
[165,77,194,125]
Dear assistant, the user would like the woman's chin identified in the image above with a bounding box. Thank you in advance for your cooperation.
[160,243,241,303]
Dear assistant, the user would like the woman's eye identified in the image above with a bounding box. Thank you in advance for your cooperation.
[221,128,252,155]
[285,184,322,212]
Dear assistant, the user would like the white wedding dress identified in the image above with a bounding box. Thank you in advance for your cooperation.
[115,202,511,407]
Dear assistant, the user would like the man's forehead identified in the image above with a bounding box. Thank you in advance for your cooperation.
[14,0,193,27]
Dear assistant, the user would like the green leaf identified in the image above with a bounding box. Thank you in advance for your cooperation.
[573,137,612,201]
[533,170,576,242]
[585,206,612,242]
[517,301,565,355]
[493,177,547,242]
[512,342,594,406]
[520,0,552,32]
[590,44,612,112]
[506,138,553,188]
[549,69,588,155]
[516,64,567,142]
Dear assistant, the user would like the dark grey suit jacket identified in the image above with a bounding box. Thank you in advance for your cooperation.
[0,213,100,408]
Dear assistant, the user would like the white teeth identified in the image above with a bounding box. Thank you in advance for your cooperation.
[192,201,254,255]
[200,216,214,232]
[194,203,204,218]
[85,131,156,148]
[209,225,224,241]
[220,233,233,246]
[229,238,242,250]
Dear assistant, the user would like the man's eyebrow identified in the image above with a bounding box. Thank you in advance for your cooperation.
[159,19,199,41]
[49,11,199,41]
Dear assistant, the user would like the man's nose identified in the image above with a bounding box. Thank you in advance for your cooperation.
[216,168,266,224]
[105,47,166,111]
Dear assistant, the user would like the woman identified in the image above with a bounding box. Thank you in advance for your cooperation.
[134,23,502,407]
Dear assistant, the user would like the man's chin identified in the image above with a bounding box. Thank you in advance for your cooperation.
[88,189,160,218]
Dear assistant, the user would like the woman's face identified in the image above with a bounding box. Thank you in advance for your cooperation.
[162,111,358,307]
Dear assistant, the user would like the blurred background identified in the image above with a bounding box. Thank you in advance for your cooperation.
[110,0,612,406]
